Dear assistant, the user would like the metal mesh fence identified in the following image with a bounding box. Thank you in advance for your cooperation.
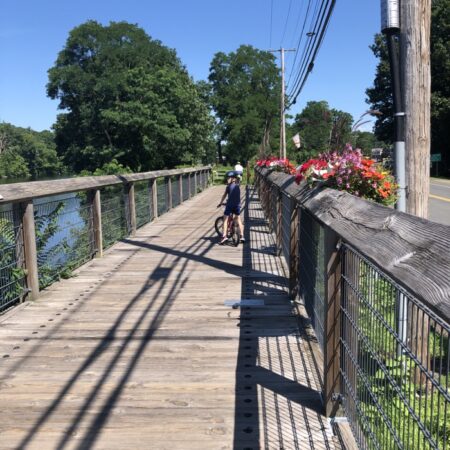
[0,204,26,311]
[34,193,94,289]
[280,192,292,265]
[134,181,152,228]
[182,175,190,201]
[270,187,278,236]
[298,208,326,353]
[189,173,195,196]
[157,178,169,216]
[171,176,181,207]
[101,186,128,249]
[341,244,450,450]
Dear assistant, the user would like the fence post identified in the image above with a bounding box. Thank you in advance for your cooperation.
[289,201,299,299]
[194,171,198,194]
[22,200,39,300]
[167,177,173,210]
[126,182,136,236]
[179,174,183,203]
[91,189,103,258]
[276,188,282,255]
[323,228,342,417]
[151,179,158,219]
[188,173,192,198]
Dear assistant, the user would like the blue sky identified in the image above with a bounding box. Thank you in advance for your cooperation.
[0,0,381,132]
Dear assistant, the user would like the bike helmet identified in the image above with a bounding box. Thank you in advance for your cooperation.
[225,170,237,178]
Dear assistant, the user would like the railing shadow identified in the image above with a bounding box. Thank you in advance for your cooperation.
[232,186,332,450]
[16,209,219,450]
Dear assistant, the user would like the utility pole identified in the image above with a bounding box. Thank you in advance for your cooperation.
[269,48,296,159]
[381,0,406,212]
[401,0,431,218]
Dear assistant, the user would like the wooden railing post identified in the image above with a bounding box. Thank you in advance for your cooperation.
[179,174,183,203]
[126,182,136,236]
[167,177,173,210]
[151,179,158,219]
[289,201,299,299]
[188,174,192,198]
[22,200,39,300]
[194,171,198,195]
[91,189,103,258]
[276,188,282,255]
[323,228,342,417]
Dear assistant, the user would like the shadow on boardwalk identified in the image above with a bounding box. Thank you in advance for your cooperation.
[0,186,339,449]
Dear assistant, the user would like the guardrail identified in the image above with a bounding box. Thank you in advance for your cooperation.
[255,167,450,450]
[0,167,211,311]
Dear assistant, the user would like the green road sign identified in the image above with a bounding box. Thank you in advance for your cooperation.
[430,153,442,162]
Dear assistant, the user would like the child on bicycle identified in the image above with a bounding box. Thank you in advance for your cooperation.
[217,171,245,245]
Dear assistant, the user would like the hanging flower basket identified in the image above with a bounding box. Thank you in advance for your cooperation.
[295,145,398,206]
[256,156,296,175]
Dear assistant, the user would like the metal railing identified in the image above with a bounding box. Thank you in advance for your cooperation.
[255,167,450,449]
[0,167,211,312]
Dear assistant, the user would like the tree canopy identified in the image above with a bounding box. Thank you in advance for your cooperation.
[366,0,450,174]
[288,100,354,162]
[208,45,281,163]
[47,20,214,173]
[0,123,62,179]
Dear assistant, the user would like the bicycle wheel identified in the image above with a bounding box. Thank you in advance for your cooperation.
[214,216,224,237]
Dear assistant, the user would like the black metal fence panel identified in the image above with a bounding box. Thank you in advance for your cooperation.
[34,194,94,289]
[182,175,190,201]
[341,244,450,450]
[157,178,169,216]
[280,192,291,265]
[172,177,180,207]
[0,204,26,311]
[134,181,152,228]
[298,208,326,353]
[101,186,128,249]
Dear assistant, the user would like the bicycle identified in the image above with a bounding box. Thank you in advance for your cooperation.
[215,208,240,247]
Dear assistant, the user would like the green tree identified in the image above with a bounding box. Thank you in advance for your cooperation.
[366,1,450,174]
[208,45,281,163]
[0,123,62,179]
[47,21,213,173]
[290,101,353,162]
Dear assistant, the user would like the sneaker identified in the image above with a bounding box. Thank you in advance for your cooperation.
[219,236,229,245]
[240,237,246,243]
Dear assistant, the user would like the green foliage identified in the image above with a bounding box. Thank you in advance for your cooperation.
[208,45,281,163]
[367,3,450,173]
[0,123,63,179]
[356,263,450,449]
[47,21,214,173]
[289,101,354,163]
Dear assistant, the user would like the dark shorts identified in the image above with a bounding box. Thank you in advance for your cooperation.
[224,205,241,216]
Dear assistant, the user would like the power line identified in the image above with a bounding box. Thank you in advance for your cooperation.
[287,0,336,107]
[279,0,293,47]
[269,0,274,47]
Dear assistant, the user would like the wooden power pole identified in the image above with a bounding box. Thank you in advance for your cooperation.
[401,0,431,218]
[269,48,296,159]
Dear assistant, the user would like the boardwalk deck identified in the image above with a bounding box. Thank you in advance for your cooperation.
[0,186,341,450]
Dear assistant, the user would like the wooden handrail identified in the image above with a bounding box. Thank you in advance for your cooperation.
[256,166,450,323]
[0,166,211,203]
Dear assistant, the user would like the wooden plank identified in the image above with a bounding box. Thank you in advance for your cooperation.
[257,167,450,322]
[0,186,340,450]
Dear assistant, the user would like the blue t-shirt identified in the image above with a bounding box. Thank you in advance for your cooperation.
[226,182,241,209]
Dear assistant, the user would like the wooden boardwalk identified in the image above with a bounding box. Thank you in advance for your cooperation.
[0,186,341,450]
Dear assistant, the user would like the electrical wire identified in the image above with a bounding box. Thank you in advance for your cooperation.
[279,0,293,47]
[286,0,336,108]
[269,0,274,47]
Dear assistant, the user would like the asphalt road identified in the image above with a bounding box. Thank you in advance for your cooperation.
[429,178,450,226]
